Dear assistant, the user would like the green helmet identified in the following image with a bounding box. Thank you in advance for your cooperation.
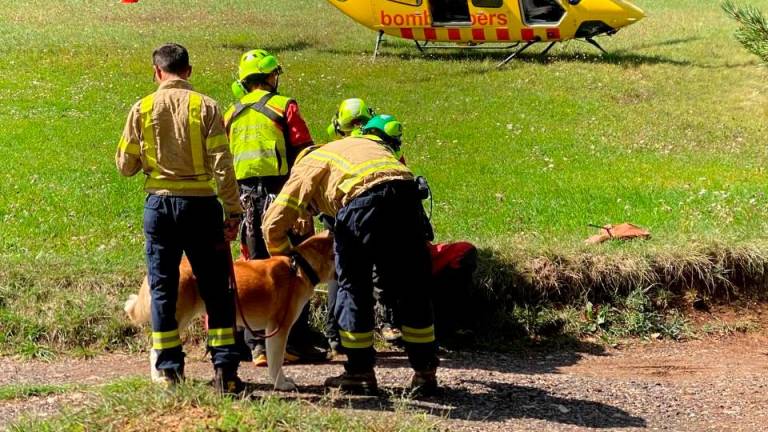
[362,114,402,146]
[328,98,374,139]
[238,49,281,80]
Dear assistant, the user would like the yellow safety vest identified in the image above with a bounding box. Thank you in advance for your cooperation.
[224,90,292,180]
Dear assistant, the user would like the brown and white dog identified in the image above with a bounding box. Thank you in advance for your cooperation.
[123,231,335,391]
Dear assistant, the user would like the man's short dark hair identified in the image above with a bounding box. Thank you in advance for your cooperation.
[242,73,270,89]
[152,43,190,74]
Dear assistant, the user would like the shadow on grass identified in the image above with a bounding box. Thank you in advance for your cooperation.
[322,35,757,70]
[220,40,314,53]
[240,364,645,428]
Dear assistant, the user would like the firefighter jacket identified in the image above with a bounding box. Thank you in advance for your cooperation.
[262,136,413,255]
[116,79,242,217]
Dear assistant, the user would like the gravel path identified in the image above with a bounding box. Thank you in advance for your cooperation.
[2,333,768,431]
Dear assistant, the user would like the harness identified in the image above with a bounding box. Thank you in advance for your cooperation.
[289,250,320,286]
[225,92,290,140]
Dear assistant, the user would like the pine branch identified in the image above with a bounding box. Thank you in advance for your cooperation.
[722,0,768,63]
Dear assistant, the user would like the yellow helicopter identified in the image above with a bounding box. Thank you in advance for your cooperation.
[326,0,646,66]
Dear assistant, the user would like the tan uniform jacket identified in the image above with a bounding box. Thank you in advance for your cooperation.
[115,79,242,216]
[262,136,413,254]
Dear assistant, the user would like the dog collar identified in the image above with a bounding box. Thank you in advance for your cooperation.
[289,251,320,286]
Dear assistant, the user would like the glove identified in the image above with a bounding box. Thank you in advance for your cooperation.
[291,216,315,237]
[223,215,242,242]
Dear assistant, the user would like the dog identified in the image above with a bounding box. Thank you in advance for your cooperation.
[123,231,335,391]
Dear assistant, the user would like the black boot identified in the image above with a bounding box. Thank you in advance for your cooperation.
[213,365,245,396]
[410,369,439,397]
[324,370,378,395]
[159,367,184,389]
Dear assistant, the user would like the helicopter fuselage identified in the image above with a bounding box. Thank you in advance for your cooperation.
[327,0,645,44]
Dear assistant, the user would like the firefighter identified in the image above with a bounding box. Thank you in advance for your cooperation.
[115,43,244,394]
[223,49,325,366]
[326,97,375,140]
[262,114,440,396]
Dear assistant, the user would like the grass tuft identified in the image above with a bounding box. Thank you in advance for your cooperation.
[7,378,438,432]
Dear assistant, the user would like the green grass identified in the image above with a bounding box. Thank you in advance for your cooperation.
[0,383,73,401]
[6,378,438,432]
[2,0,768,353]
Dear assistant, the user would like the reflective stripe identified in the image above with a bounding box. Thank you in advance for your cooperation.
[401,325,435,344]
[144,177,215,194]
[208,327,235,347]
[308,149,353,172]
[273,193,304,212]
[207,133,229,151]
[339,330,374,349]
[228,91,291,178]
[188,93,205,176]
[152,329,182,350]
[233,148,278,165]
[338,159,408,193]
[268,238,292,255]
[118,136,140,155]
[140,94,157,170]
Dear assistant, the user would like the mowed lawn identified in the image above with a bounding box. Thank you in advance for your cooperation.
[1,0,768,352]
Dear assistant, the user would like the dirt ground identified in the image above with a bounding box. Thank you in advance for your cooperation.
[2,330,767,432]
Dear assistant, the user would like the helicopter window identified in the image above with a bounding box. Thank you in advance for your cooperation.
[386,0,423,6]
[472,0,503,7]
[519,0,565,25]
[430,0,472,25]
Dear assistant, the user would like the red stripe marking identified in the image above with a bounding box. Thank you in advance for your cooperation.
[424,28,437,40]
[400,28,414,39]
[472,28,485,41]
[448,28,461,41]
[521,28,535,41]
[496,28,510,41]
[546,28,561,40]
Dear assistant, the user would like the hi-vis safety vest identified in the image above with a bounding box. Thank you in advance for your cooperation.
[139,92,218,194]
[225,90,292,180]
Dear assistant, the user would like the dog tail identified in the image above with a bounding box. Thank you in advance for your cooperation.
[124,277,151,325]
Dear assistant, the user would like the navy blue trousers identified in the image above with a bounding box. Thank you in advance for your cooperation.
[334,180,439,373]
[143,195,240,371]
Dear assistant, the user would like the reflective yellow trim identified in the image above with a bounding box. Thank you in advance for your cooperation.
[118,136,140,155]
[401,325,435,344]
[273,193,304,211]
[339,160,408,193]
[153,329,180,338]
[144,177,215,193]
[208,327,235,347]
[268,238,292,255]
[339,330,374,349]
[308,149,353,171]
[188,93,205,176]
[207,133,229,151]
[401,325,434,335]
[140,94,157,170]
[152,329,181,350]
[208,328,234,337]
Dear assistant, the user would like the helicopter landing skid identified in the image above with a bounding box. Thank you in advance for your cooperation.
[584,37,607,54]
[496,39,539,67]
[372,30,385,61]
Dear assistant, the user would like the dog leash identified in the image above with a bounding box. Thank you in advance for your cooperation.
[226,246,280,339]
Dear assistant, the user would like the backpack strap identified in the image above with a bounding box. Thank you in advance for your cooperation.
[225,92,287,131]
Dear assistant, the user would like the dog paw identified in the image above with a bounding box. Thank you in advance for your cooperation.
[274,377,297,391]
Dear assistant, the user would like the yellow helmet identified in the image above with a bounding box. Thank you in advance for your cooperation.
[327,98,375,139]
[237,49,281,81]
